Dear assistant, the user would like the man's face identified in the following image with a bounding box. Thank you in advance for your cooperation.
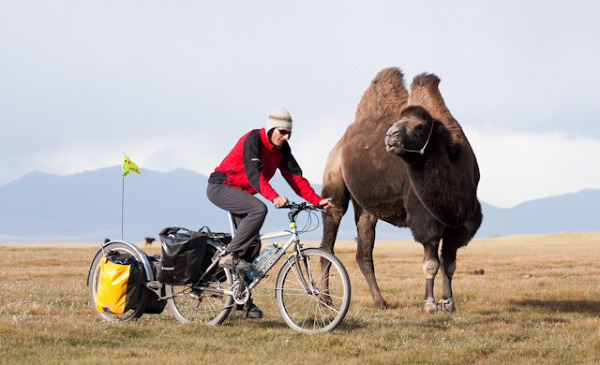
[270,127,292,147]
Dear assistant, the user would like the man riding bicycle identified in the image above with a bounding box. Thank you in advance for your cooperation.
[207,107,334,318]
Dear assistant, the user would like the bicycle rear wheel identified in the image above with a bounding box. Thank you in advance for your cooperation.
[165,246,233,325]
[87,242,149,321]
[275,248,351,333]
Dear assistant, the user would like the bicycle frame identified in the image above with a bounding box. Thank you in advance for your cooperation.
[247,227,297,291]
[235,204,321,285]
[196,204,319,297]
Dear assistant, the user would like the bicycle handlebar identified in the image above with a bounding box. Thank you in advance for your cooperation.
[278,202,325,212]
[277,202,326,223]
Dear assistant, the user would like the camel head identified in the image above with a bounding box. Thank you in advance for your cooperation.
[385,105,436,157]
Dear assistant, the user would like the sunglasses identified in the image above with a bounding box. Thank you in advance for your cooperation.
[277,128,292,137]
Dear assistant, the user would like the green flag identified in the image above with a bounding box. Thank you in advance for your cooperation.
[122,154,141,177]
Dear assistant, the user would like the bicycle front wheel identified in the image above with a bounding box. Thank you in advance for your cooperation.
[275,248,351,333]
[165,248,234,325]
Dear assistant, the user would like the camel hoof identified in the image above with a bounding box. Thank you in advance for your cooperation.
[376,300,390,310]
[439,298,456,313]
[318,293,333,307]
[422,300,438,314]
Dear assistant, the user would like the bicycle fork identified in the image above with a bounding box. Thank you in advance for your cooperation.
[293,251,320,296]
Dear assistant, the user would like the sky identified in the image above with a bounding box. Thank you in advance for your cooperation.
[1,1,599,208]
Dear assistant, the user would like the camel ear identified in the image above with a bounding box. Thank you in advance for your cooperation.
[448,143,461,161]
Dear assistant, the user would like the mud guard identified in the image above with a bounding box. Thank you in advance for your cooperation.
[86,240,154,285]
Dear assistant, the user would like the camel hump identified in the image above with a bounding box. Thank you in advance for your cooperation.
[408,72,465,142]
[354,67,409,123]
[408,73,448,119]
[412,73,441,89]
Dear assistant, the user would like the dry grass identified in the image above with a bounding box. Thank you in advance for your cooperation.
[1,232,599,364]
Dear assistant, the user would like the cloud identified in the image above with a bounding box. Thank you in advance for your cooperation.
[2,0,600,212]
[466,126,600,208]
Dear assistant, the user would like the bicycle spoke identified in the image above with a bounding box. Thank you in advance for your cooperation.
[275,249,350,333]
[166,246,234,325]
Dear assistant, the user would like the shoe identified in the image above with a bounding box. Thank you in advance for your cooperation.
[218,252,252,272]
[238,301,263,319]
[218,252,234,268]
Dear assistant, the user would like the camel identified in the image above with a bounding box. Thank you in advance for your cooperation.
[320,67,482,313]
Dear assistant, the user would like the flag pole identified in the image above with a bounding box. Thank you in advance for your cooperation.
[121,175,125,240]
[121,153,141,241]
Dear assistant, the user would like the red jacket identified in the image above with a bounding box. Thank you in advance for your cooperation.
[213,128,322,205]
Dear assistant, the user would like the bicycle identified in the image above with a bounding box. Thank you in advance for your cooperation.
[87,202,351,334]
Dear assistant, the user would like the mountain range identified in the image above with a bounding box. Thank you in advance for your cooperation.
[1,166,598,242]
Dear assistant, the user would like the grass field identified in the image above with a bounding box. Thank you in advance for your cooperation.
[1,232,599,364]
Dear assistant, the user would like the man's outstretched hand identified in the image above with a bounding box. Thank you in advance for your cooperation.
[318,198,335,209]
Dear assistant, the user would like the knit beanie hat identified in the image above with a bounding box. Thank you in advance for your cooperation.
[265,107,293,133]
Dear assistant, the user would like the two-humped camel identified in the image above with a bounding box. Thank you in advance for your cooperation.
[321,67,482,313]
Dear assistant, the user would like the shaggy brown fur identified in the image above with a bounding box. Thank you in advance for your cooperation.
[320,67,482,312]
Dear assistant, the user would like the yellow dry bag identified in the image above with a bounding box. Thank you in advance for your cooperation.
[95,251,142,314]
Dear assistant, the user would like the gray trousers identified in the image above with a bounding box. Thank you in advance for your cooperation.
[206,182,267,258]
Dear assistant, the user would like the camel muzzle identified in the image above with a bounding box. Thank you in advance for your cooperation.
[385,124,407,154]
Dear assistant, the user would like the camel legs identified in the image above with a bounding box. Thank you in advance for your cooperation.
[407,193,446,313]
[319,187,349,254]
[420,227,475,314]
[437,226,475,313]
[439,243,457,313]
[319,149,349,254]
[422,241,441,314]
[354,203,389,309]
[319,185,350,307]
[422,238,461,314]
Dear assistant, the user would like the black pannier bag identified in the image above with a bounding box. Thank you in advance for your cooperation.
[158,227,209,285]
[143,255,167,314]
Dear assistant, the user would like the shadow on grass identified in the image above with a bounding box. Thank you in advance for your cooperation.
[335,316,368,331]
[509,299,600,315]
[235,318,365,332]
[253,319,292,329]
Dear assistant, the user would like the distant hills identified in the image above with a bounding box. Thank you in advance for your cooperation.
[0,166,598,242]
